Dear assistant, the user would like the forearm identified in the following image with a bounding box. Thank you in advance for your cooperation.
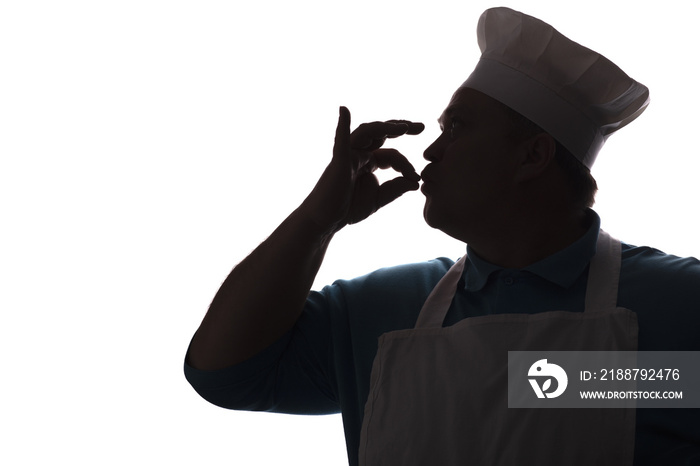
[187,109,423,371]
[187,205,333,370]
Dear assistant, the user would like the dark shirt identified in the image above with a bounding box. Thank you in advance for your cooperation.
[185,211,700,465]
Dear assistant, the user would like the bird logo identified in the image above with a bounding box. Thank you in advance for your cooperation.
[528,359,568,399]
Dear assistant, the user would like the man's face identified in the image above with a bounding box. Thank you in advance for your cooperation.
[421,87,525,241]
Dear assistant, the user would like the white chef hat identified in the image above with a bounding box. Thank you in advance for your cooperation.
[461,7,650,169]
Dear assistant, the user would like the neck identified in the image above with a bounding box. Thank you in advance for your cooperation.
[462,207,590,269]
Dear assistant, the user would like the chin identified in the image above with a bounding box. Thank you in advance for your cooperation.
[423,199,472,243]
[422,199,447,231]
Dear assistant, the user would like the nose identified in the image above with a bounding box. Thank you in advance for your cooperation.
[423,134,444,162]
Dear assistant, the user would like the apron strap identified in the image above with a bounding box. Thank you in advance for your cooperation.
[414,229,622,328]
[414,255,467,328]
[584,229,622,313]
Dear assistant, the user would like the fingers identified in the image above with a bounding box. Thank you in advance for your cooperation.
[376,176,420,210]
[386,120,425,136]
[351,119,424,151]
[367,148,421,181]
[352,122,407,151]
[328,109,423,226]
[366,148,421,209]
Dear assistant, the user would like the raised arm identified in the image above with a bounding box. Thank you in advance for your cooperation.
[186,107,424,370]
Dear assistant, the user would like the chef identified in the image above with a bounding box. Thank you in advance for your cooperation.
[185,7,700,465]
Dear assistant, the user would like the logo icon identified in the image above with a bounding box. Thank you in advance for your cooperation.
[528,359,568,399]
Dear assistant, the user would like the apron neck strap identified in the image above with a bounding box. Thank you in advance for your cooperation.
[414,255,467,328]
[415,229,622,329]
[584,229,621,312]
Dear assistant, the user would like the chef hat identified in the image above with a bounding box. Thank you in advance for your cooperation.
[461,7,650,169]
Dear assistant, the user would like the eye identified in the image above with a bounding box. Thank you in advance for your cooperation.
[449,119,463,138]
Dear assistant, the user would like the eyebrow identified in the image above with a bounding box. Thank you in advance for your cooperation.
[437,108,452,128]
[439,101,478,126]
[437,106,460,129]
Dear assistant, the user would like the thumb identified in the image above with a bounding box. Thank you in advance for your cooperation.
[333,106,351,158]
[375,177,420,209]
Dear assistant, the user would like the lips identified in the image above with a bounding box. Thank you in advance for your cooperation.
[420,166,436,194]
[420,165,436,184]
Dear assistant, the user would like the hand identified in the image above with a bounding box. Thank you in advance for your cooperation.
[301,106,424,235]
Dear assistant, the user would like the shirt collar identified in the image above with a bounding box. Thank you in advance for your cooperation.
[463,210,601,291]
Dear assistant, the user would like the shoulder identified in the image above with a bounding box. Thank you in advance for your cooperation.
[621,243,700,288]
[347,256,456,284]
[619,243,700,350]
[328,257,456,297]
[308,257,457,332]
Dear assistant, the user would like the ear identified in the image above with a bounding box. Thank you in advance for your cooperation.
[515,133,557,183]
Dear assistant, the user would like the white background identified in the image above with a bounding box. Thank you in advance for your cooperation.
[1,1,698,464]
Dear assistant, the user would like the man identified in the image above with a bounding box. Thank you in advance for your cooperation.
[185,7,700,465]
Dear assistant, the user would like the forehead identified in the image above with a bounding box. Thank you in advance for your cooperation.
[438,87,513,126]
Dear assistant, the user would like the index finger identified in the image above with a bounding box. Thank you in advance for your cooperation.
[351,121,423,150]
[386,120,425,136]
[353,120,410,139]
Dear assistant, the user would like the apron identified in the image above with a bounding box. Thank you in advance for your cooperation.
[358,230,638,466]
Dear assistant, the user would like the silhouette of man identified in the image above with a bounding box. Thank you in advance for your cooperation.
[185,7,699,465]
